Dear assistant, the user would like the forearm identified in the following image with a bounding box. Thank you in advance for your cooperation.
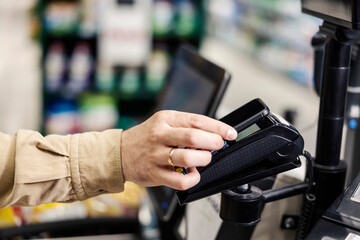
[0,129,124,208]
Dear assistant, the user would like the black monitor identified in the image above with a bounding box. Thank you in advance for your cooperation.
[154,44,230,118]
[302,0,360,30]
[146,44,231,221]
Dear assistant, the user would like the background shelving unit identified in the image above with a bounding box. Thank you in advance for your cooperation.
[205,0,321,87]
[0,0,205,239]
[39,0,205,135]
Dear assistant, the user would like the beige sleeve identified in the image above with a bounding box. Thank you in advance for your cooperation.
[0,129,124,209]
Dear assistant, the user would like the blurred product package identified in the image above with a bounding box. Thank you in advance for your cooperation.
[98,0,152,67]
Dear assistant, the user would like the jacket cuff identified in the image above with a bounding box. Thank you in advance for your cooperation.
[69,129,124,200]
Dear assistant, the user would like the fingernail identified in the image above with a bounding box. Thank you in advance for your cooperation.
[227,129,237,140]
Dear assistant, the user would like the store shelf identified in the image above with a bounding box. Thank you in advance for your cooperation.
[36,0,205,134]
[205,0,321,87]
[238,16,313,54]
[236,0,302,19]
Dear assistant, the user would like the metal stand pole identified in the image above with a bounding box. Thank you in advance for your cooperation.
[310,22,360,227]
[344,44,360,186]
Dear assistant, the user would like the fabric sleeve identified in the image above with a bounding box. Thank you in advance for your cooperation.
[0,129,124,209]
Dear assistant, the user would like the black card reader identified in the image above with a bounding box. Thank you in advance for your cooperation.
[177,98,304,204]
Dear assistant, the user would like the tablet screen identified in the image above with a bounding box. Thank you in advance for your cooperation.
[154,44,230,117]
[147,44,231,222]
[157,60,215,114]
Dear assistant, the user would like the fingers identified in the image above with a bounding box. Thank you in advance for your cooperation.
[165,128,225,150]
[159,167,200,190]
[160,147,209,190]
[170,148,212,167]
[163,111,237,140]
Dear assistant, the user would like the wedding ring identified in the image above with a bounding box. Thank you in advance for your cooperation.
[168,148,175,166]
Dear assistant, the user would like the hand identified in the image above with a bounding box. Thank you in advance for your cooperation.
[121,110,237,190]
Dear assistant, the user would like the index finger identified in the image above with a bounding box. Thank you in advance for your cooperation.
[164,110,237,140]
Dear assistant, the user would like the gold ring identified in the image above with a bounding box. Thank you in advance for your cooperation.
[168,148,175,166]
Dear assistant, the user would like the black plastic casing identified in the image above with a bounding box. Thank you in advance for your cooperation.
[177,110,304,204]
[220,98,269,132]
[302,0,360,30]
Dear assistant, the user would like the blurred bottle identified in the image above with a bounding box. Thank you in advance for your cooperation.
[79,93,118,132]
[44,2,79,36]
[45,42,66,92]
[45,100,80,134]
[96,63,115,91]
[152,0,174,37]
[67,42,93,95]
[79,0,99,37]
[119,68,141,96]
[145,49,170,92]
[174,0,197,37]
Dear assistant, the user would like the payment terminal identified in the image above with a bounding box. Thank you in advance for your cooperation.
[177,98,304,204]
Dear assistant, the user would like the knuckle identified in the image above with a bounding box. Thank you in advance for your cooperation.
[148,128,161,143]
[217,125,226,137]
[185,131,198,146]
[173,172,200,191]
[153,110,177,127]
[180,151,193,166]
[193,173,201,185]
[175,179,190,191]
[153,111,165,121]
[190,115,204,129]
[215,135,224,149]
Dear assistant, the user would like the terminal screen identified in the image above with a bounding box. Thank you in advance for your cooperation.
[236,123,261,142]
